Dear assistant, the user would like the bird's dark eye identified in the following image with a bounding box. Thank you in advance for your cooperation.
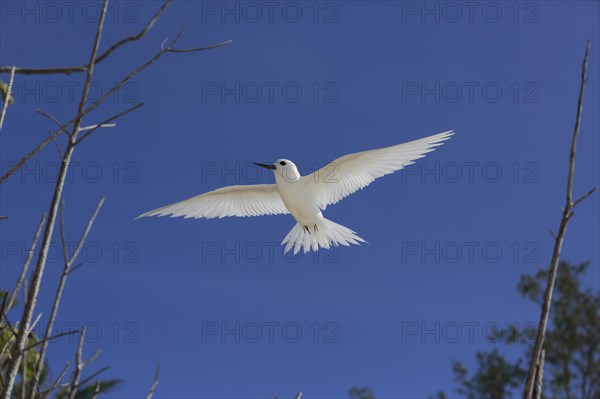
[279,161,286,166]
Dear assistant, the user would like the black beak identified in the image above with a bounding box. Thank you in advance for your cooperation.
[254,162,276,170]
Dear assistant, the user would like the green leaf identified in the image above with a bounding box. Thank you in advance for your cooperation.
[0,79,15,105]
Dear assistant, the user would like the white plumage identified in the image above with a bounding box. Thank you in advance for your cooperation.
[138,130,454,254]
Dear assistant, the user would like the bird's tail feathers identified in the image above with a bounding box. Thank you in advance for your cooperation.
[281,218,366,255]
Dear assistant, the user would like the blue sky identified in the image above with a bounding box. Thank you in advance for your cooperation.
[1,1,599,398]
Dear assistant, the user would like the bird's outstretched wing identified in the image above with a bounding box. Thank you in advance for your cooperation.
[306,130,454,209]
[137,184,289,219]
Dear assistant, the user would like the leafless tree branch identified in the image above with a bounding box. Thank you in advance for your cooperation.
[0,31,229,185]
[2,214,46,317]
[66,327,87,399]
[21,345,27,399]
[75,103,144,145]
[167,39,233,53]
[146,364,160,399]
[95,0,173,64]
[534,350,545,399]
[77,366,109,389]
[91,381,101,399]
[522,40,595,399]
[36,110,66,157]
[0,0,173,76]
[31,197,104,397]
[38,362,70,399]
[23,330,79,353]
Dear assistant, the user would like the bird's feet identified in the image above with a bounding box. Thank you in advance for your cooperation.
[303,224,319,234]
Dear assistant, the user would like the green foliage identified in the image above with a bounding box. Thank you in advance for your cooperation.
[0,79,15,105]
[435,261,600,399]
[348,386,376,399]
[0,322,121,398]
[517,261,600,399]
[450,351,526,399]
[1,324,46,399]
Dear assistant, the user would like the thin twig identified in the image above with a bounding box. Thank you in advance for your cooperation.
[522,40,594,399]
[38,362,70,399]
[32,197,105,397]
[0,121,71,184]
[78,123,116,132]
[167,39,233,53]
[573,186,597,207]
[67,327,87,399]
[77,366,109,388]
[91,381,101,399]
[0,65,16,129]
[36,109,66,157]
[146,364,160,399]
[83,350,102,368]
[28,312,42,334]
[0,0,173,76]
[75,103,143,145]
[4,214,47,315]
[0,33,229,184]
[23,330,79,352]
[95,0,172,64]
[36,109,64,129]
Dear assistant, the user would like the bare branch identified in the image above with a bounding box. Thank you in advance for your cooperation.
[91,381,101,399]
[69,197,105,265]
[36,109,64,129]
[3,214,46,316]
[75,103,144,145]
[60,197,68,265]
[77,366,109,389]
[0,66,88,76]
[32,197,105,398]
[0,0,173,76]
[78,123,116,132]
[573,186,596,208]
[0,122,71,184]
[95,0,172,64]
[23,330,79,353]
[0,32,229,185]
[21,343,27,399]
[167,39,233,53]
[35,110,67,157]
[67,327,87,399]
[523,40,591,399]
[28,312,43,334]
[83,350,102,368]
[146,364,160,399]
[0,34,228,185]
[0,65,16,129]
[534,350,545,399]
[38,362,70,399]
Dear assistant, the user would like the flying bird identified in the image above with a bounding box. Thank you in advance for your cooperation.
[138,130,454,254]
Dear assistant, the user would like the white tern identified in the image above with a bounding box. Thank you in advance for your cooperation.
[138,130,454,254]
